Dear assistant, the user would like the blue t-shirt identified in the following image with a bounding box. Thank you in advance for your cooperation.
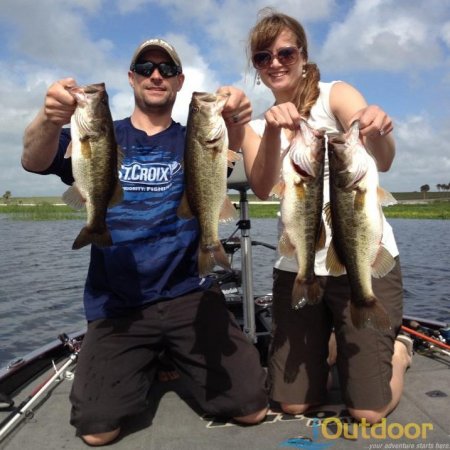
[40,118,211,321]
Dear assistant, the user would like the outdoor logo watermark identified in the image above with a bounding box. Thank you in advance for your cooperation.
[279,418,436,449]
[321,418,433,440]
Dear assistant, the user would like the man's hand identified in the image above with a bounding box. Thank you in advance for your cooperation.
[43,77,78,127]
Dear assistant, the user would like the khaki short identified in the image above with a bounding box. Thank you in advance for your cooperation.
[269,259,403,410]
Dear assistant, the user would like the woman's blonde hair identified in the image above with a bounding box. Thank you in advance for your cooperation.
[248,8,320,118]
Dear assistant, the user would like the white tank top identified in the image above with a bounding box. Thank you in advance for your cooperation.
[249,81,399,275]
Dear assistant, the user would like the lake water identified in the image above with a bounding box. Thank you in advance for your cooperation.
[0,216,449,368]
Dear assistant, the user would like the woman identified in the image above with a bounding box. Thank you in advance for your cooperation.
[241,9,412,424]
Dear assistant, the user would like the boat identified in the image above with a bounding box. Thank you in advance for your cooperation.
[1,161,449,449]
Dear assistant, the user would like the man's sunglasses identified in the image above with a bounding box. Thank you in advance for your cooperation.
[252,46,302,70]
[131,61,182,78]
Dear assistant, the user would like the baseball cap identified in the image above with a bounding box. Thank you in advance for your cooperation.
[129,38,182,71]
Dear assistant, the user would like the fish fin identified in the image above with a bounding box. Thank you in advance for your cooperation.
[72,225,113,250]
[198,241,231,277]
[227,149,242,164]
[350,298,391,331]
[219,196,237,222]
[293,179,306,200]
[371,246,396,278]
[177,192,194,219]
[278,230,295,258]
[64,142,72,159]
[325,242,346,276]
[306,278,324,305]
[270,180,285,198]
[354,188,366,211]
[378,186,397,206]
[108,181,124,207]
[80,138,92,159]
[62,184,86,210]
[315,220,326,251]
[116,145,124,169]
[291,276,323,309]
[323,202,332,227]
[227,149,242,168]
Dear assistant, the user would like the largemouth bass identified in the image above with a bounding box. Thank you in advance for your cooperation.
[63,82,123,250]
[275,119,326,309]
[177,91,240,277]
[326,121,396,331]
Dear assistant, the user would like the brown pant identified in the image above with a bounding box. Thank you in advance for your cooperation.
[269,259,403,410]
[70,284,268,435]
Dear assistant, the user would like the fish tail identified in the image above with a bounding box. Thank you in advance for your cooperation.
[198,241,231,277]
[72,226,112,250]
[350,297,391,331]
[291,276,323,310]
[307,278,324,305]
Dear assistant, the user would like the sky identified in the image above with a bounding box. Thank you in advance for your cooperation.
[1,0,449,197]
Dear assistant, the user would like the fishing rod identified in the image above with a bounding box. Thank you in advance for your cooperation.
[0,334,80,442]
[401,324,450,358]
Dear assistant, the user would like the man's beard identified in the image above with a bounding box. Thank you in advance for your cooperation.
[138,92,176,114]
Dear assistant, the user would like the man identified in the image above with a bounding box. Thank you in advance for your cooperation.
[22,38,268,446]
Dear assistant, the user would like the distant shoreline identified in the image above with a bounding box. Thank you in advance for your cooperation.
[2,191,450,204]
[0,195,449,220]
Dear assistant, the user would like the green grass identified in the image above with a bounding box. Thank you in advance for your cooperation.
[244,201,450,220]
[1,194,449,220]
[389,191,449,201]
[382,201,450,220]
[247,203,279,218]
[5,196,64,205]
[0,203,85,220]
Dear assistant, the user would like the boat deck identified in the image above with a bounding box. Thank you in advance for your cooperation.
[1,349,448,449]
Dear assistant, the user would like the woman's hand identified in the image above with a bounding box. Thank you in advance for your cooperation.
[264,102,301,131]
[349,104,393,139]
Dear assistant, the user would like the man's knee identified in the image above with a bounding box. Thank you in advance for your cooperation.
[280,402,311,415]
[348,408,385,425]
[233,406,268,425]
[81,428,121,446]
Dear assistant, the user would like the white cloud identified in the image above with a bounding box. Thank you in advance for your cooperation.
[319,0,445,73]
[380,114,450,192]
[0,0,449,196]
[441,21,450,48]
[72,0,105,14]
[114,0,336,77]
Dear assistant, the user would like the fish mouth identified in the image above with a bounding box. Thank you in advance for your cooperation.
[193,92,229,103]
[68,83,105,107]
[69,83,104,95]
[82,83,105,94]
[194,92,215,100]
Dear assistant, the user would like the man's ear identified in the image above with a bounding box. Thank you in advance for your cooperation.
[128,71,135,88]
[176,73,185,92]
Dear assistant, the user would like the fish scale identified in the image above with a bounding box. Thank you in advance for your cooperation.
[276,119,326,309]
[63,82,123,250]
[327,120,396,331]
[177,91,240,277]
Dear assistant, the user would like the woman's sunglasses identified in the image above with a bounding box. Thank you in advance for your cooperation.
[131,61,182,78]
[252,46,302,70]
